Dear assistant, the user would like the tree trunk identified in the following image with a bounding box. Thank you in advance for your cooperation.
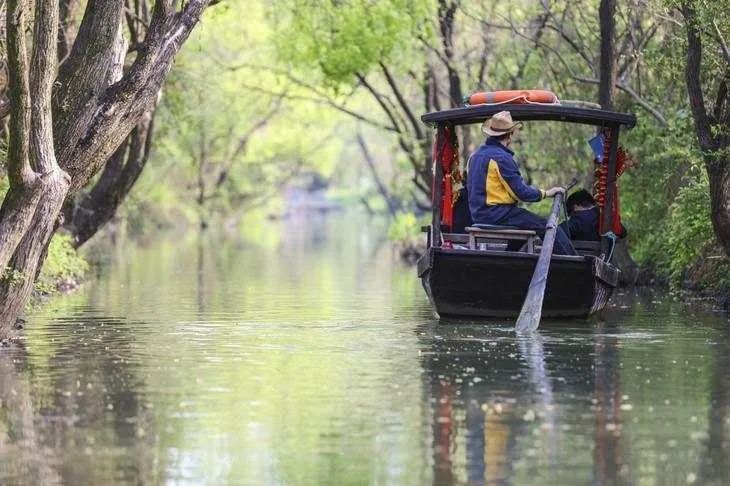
[707,156,730,255]
[0,171,69,326]
[67,111,155,247]
[588,0,618,188]
[682,2,730,256]
[598,0,617,110]
[596,0,639,283]
[0,0,210,337]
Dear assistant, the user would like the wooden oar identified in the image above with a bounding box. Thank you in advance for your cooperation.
[515,179,577,334]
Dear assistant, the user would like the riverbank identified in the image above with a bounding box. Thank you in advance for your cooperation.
[2,234,88,344]
[27,234,88,311]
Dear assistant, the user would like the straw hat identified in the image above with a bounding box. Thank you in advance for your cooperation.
[482,111,523,137]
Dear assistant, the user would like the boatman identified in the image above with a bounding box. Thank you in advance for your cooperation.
[467,110,577,255]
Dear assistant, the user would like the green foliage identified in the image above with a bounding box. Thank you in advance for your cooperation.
[661,173,715,282]
[125,2,350,231]
[86,0,728,297]
[387,212,425,241]
[620,112,726,288]
[271,0,432,87]
[35,234,89,295]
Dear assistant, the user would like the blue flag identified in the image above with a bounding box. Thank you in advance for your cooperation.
[589,134,604,163]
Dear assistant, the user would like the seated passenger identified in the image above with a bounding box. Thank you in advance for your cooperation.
[466,111,577,255]
[559,189,627,241]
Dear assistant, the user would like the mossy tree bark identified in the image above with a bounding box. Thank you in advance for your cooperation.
[0,0,210,338]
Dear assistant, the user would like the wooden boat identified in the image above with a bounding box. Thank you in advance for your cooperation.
[417,102,636,319]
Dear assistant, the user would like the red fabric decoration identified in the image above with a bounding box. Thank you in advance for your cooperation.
[432,126,459,231]
[593,129,626,235]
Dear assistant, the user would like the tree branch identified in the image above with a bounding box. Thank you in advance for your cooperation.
[356,132,398,217]
[712,20,730,66]
[681,2,714,149]
[356,73,407,135]
[30,0,63,175]
[573,75,668,126]
[5,0,33,187]
[379,62,424,140]
[234,80,397,133]
[61,0,210,190]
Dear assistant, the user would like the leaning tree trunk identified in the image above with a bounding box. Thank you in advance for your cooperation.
[0,0,210,339]
[67,111,155,247]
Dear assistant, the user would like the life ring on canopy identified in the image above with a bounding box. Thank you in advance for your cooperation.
[465,90,559,106]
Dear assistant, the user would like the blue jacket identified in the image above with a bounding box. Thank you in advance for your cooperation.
[467,138,544,224]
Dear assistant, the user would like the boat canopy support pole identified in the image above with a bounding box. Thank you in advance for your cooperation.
[601,123,620,258]
[431,124,445,248]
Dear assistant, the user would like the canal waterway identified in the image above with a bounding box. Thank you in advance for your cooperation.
[1,213,728,485]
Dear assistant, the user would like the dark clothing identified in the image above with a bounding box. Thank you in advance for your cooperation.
[559,206,627,241]
[467,138,543,224]
[451,187,473,234]
[561,206,601,241]
[495,206,577,256]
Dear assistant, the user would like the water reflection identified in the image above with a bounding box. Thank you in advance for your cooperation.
[592,319,629,485]
[421,307,729,485]
[699,324,730,486]
[1,316,159,484]
[1,212,728,484]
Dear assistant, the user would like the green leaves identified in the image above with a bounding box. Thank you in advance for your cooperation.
[271,0,432,87]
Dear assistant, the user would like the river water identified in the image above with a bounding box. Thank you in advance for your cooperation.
[1,213,728,485]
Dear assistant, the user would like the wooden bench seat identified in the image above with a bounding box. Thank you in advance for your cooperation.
[465,226,538,253]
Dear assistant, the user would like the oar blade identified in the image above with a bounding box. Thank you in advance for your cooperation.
[514,193,564,334]
[515,259,550,334]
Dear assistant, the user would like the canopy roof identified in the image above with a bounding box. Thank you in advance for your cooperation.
[421,103,636,128]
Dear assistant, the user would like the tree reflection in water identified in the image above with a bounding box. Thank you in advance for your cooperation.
[592,319,630,485]
[0,316,158,484]
[699,324,730,485]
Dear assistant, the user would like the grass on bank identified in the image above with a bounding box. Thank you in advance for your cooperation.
[34,234,89,296]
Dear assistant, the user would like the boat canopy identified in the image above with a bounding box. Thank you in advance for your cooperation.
[421,103,636,128]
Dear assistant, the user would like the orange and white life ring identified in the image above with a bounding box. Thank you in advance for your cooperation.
[465,90,559,106]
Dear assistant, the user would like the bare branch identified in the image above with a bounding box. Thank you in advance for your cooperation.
[573,75,668,126]
[356,132,398,217]
[356,73,407,135]
[712,20,730,66]
[680,2,714,149]
[379,62,424,140]
[511,12,549,89]
[234,81,397,132]
[618,23,659,80]
[541,2,597,72]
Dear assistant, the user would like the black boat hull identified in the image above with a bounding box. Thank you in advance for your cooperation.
[417,248,618,319]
